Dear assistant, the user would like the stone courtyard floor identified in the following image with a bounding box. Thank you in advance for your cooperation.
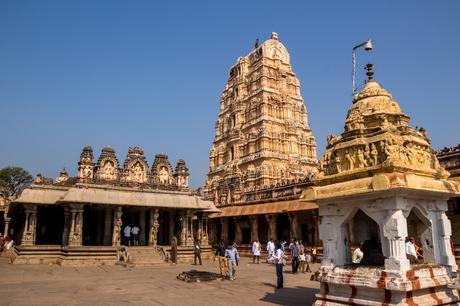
[0,256,320,305]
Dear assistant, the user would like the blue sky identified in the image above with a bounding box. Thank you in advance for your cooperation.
[1,1,459,188]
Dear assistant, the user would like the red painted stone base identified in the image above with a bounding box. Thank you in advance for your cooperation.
[313,264,460,305]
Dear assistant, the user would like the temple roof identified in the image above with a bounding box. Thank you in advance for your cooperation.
[315,64,449,186]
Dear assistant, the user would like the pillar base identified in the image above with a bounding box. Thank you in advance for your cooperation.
[313,264,459,305]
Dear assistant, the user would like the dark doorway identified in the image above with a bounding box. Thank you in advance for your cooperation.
[228,218,236,243]
[36,205,64,245]
[257,215,268,244]
[277,213,290,242]
[240,216,251,244]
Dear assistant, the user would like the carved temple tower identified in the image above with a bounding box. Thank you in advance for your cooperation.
[206,33,320,247]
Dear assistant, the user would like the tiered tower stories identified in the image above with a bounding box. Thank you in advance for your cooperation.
[205,33,318,206]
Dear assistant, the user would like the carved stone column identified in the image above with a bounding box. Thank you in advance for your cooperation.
[112,206,122,246]
[103,207,112,246]
[249,215,258,242]
[313,214,320,246]
[186,211,194,246]
[139,208,146,245]
[200,215,209,246]
[3,217,11,238]
[383,209,410,271]
[179,211,187,246]
[234,217,242,244]
[288,212,299,240]
[433,210,457,268]
[21,204,37,246]
[149,208,159,246]
[62,206,70,246]
[68,204,84,247]
[220,218,228,241]
[169,210,176,244]
[265,214,277,241]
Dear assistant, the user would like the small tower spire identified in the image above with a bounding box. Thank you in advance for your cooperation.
[365,63,374,81]
[254,38,259,49]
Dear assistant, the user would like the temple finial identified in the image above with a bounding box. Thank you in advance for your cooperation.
[254,38,259,49]
[365,63,374,81]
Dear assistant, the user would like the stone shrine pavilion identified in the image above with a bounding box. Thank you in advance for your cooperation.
[302,64,460,305]
[204,33,319,247]
[9,146,217,264]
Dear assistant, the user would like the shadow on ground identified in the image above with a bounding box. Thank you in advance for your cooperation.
[260,282,318,305]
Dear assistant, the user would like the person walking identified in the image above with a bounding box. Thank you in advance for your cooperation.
[305,248,313,272]
[273,241,285,289]
[252,239,261,264]
[194,239,202,265]
[289,238,300,274]
[267,238,275,262]
[225,242,239,281]
[131,225,140,246]
[123,225,131,246]
[298,242,306,273]
[215,240,228,278]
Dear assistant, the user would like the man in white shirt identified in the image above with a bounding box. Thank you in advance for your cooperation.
[267,238,275,256]
[405,237,418,264]
[123,225,132,246]
[131,225,140,246]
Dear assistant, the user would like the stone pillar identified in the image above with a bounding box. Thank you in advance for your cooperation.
[68,204,84,247]
[234,217,242,244]
[149,208,159,246]
[112,206,122,246]
[3,217,11,238]
[180,211,187,246]
[383,209,410,271]
[62,206,70,246]
[21,204,37,246]
[220,218,228,241]
[139,208,146,245]
[186,211,194,246]
[169,210,175,244]
[433,209,457,269]
[288,212,299,240]
[313,214,320,246]
[318,215,337,265]
[250,215,258,242]
[265,214,277,241]
[197,214,209,245]
[103,207,112,246]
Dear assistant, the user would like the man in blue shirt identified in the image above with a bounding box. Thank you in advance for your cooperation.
[225,242,239,281]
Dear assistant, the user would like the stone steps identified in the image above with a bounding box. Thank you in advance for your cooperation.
[125,246,166,265]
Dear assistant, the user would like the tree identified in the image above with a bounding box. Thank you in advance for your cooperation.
[0,167,33,198]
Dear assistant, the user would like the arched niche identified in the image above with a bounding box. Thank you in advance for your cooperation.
[341,208,383,266]
[407,206,434,264]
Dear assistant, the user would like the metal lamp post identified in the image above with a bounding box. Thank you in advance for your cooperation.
[352,39,373,96]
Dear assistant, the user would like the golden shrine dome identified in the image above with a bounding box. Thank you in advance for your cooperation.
[315,63,449,185]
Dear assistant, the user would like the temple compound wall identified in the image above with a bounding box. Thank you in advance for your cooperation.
[204,33,320,249]
[8,146,217,265]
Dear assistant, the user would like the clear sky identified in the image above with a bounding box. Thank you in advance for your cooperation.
[1,1,459,188]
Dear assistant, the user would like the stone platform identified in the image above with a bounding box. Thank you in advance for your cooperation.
[314,264,460,305]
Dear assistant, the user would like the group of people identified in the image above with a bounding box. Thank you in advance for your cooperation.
[264,238,315,273]
[352,236,424,265]
[123,225,140,246]
[215,240,240,281]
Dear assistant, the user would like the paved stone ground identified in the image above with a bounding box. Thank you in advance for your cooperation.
[0,256,320,305]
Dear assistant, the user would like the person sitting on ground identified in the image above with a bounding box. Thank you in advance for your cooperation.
[252,239,261,264]
[361,236,385,266]
[352,242,364,264]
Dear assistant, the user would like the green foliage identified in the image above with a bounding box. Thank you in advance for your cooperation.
[0,167,33,198]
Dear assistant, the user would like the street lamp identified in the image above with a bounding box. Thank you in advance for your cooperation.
[352,39,373,96]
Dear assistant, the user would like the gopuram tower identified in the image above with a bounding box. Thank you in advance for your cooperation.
[205,33,319,247]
